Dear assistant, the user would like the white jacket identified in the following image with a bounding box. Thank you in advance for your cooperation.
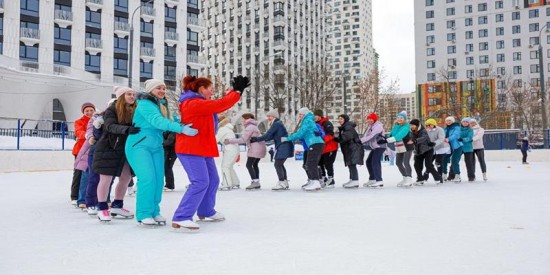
[216,122,239,153]
[472,124,485,149]
[427,126,450,155]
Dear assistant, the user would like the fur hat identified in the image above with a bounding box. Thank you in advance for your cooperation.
[425,118,437,126]
[461,117,471,124]
[113,86,133,99]
[396,111,408,120]
[298,107,310,115]
[313,109,324,117]
[367,113,378,121]
[144,79,165,94]
[81,102,96,113]
[410,119,420,127]
[266,109,279,119]
[445,116,456,123]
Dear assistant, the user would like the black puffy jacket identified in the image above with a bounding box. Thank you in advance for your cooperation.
[337,122,365,166]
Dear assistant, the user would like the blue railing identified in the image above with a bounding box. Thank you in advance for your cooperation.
[0,118,75,151]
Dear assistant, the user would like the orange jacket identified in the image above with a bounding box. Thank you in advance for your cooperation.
[72,115,91,156]
[175,91,241,157]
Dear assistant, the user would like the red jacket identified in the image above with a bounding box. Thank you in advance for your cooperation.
[318,117,338,154]
[72,115,91,156]
[175,91,241,157]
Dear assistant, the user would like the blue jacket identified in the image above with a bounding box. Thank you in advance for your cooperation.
[389,122,414,151]
[444,122,462,150]
[521,140,529,151]
[460,126,474,153]
[255,118,294,159]
[288,112,325,147]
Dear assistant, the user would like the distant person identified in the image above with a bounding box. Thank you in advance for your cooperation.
[520,136,531,164]
[216,113,241,190]
[360,113,385,188]
[70,102,95,206]
[424,118,448,183]
[459,118,475,182]
[470,119,487,181]
[268,147,275,162]
[378,111,414,187]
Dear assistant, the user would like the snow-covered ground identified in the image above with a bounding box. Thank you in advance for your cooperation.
[0,159,549,275]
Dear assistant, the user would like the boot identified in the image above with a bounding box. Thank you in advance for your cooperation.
[367,181,384,188]
[198,212,226,222]
[401,177,413,187]
[304,180,321,191]
[172,220,200,232]
[396,176,406,187]
[483,173,488,181]
[363,180,376,187]
[325,177,335,188]
[413,179,424,186]
[301,180,311,190]
[97,209,111,222]
[442,173,448,182]
[86,206,98,215]
[110,207,134,219]
[246,180,261,190]
[343,180,359,188]
[153,215,167,225]
[218,182,231,191]
[272,180,289,191]
[139,218,157,226]
[453,174,462,183]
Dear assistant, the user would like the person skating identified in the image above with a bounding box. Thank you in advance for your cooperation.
[424,118,449,183]
[225,113,267,190]
[460,118,475,182]
[360,113,386,188]
[470,119,488,181]
[73,110,97,210]
[409,119,442,185]
[163,131,177,191]
[84,107,106,215]
[250,109,294,190]
[215,113,241,190]
[287,107,325,191]
[70,102,95,206]
[335,114,365,188]
[313,109,338,188]
[268,147,275,162]
[378,111,414,187]
[442,116,463,183]
[172,75,249,232]
[520,136,530,164]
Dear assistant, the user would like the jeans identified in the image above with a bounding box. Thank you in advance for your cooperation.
[274,159,287,181]
[396,151,412,177]
[77,170,89,205]
[246,157,261,180]
[366,148,384,181]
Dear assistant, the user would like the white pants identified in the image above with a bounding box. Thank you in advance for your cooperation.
[220,149,240,188]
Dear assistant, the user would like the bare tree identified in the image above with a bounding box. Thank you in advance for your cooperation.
[435,66,461,120]
[291,61,334,112]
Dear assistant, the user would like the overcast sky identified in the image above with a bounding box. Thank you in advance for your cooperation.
[372,0,416,93]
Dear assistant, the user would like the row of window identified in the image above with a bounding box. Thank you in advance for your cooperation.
[427,50,549,69]
[426,63,549,82]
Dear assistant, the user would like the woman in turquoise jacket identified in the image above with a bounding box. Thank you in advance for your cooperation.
[459,117,475,182]
[378,111,413,187]
[287,107,325,191]
[442,116,463,182]
[125,79,197,226]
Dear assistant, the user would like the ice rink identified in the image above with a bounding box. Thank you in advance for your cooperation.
[1,158,549,275]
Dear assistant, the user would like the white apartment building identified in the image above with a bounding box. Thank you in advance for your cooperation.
[415,0,550,112]
[0,0,203,127]
[326,0,374,119]
[202,0,330,122]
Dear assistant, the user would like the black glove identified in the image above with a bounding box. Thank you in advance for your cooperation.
[333,137,340,143]
[127,126,141,135]
[314,131,322,137]
[457,138,463,142]
[428,141,436,147]
[250,137,258,143]
[377,138,388,145]
[231,75,251,94]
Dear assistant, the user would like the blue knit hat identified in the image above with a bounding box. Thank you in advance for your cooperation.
[461,117,471,124]
[396,111,408,120]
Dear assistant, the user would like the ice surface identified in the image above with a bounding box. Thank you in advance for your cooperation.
[0,158,549,275]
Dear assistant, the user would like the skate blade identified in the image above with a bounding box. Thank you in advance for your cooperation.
[197,217,225,222]
[343,186,359,189]
[271,188,289,191]
[138,223,161,228]
[111,214,135,219]
[304,188,321,192]
[367,185,384,188]
[171,224,200,233]
[245,188,261,191]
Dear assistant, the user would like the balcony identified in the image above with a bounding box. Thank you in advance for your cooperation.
[187,55,205,67]
[274,64,286,74]
[165,31,179,47]
[140,47,156,63]
[273,16,286,27]
[114,21,130,38]
[54,10,73,28]
[86,0,103,12]
[187,17,205,31]
[273,40,286,50]
[85,38,103,55]
[141,7,156,23]
[20,28,40,46]
[165,0,179,8]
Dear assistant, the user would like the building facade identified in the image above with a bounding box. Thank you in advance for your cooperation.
[0,0,203,127]
[414,0,550,128]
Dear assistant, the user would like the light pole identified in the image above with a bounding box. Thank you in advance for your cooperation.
[255,51,283,118]
[128,0,154,89]
[538,24,549,148]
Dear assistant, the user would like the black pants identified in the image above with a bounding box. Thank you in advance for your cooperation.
[164,147,177,189]
[521,150,528,163]
[274,159,287,181]
[70,168,82,200]
[473,149,486,173]
[246,157,261,180]
[423,153,445,180]
[366,148,384,181]
[414,149,441,182]
[305,144,325,180]
[319,150,337,178]
[348,165,359,181]
[464,152,476,180]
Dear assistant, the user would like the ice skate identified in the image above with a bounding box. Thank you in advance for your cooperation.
[304,180,322,191]
[522,162,529,165]
[172,220,200,232]
[245,180,261,190]
[218,183,232,191]
[139,218,158,227]
[367,181,384,188]
[86,206,98,216]
[198,212,226,222]
[71,200,77,207]
[301,180,310,190]
[163,187,174,192]
[468,178,476,182]
[78,203,87,211]
[97,210,111,223]
[453,174,462,183]
[413,179,424,186]
[110,208,134,219]
[399,177,413,187]
[442,173,448,182]
[343,180,359,188]
[325,177,335,189]
[396,176,407,187]
[154,215,167,226]
[231,185,240,189]
[483,173,488,181]
[272,180,289,191]
[363,180,376,187]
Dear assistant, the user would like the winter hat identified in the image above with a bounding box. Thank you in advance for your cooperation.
[461,117,471,124]
[298,107,310,115]
[266,109,279,119]
[313,109,324,117]
[367,113,378,121]
[396,111,408,120]
[113,86,133,99]
[339,114,350,123]
[410,119,420,127]
[425,118,438,126]
[144,79,165,94]
[523,136,529,140]
[81,102,96,113]
[445,116,456,123]
[470,118,478,124]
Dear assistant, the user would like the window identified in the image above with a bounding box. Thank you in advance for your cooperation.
[53,49,71,66]
[495,14,504,22]
[478,3,487,11]
[529,23,539,32]
[496,40,505,49]
[427,60,435,68]
[426,23,435,31]
[478,16,488,25]
[447,20,456,29]
[513,39,521,47]
[85,53,100,73]
[465,18,473,26]
[140,61,153,78]
[113,58,127,76]
[496,27,504,36]
[448,71,457,79]
[512,12,520,20]
[187,30,199,45]
[19,44,39,61]
[479,29,488,37]
[85,8,101,28]
[114,0,128,12]
[428,98,441,106]
[447,33,456,41]
[427,48,435,56]
[426,35,435,44]
[466,56,474,65]
[466,31,473,39]
[188,0,199,9]
[448,58,456,67]
[466,44,474,52]
[427,73,436,81]
[479,55,489,64]
[496,53,505,62]
[447,45,456,54]
[531,64,540,73]
[21,0,40,17]
[497,67,506,76]
[495,1,504,9]
[513,66,522,75]
[187,67,198,77]
[114,37,128,54]
[0,17,3,34]
[164,65,176,81]
[466,70,474,78]
[165,45,177,61]
[465,5,472,14]
[530,50,539,59]
[426,11,434,19]
[165,6,177,23]
[513,52,522,61]
[530,36,540,45]
[529,9,539,18]
[54,26,71,46]
[141,20,153,37]
[479,42,489,51]
[512,25,521,34]
[447,8,455,16]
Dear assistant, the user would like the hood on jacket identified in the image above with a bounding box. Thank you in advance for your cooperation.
[339,121,357,131]
[244,119,258,127]
[218,117,234,130]
[179,90,204,102]
[319,116,329,125]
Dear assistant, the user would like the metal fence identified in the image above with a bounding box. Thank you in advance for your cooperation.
[0,117,75,150]
[483,129,549,150]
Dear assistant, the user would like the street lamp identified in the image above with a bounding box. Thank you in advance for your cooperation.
[537,23,549,148]
[128,0,154,89]
[255,51,283,118]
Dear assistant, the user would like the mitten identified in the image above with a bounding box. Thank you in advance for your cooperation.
[427,141,436,147]
[181,123,198,136]
[250,137,258,143]
[127,126,141,135]
[93,117,104,129]
[377,138,388,145]
[280,137,288,142]
[231,75,251,94]
[386,137,396,143]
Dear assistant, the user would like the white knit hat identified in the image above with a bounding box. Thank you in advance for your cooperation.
[144,79,165,94]
[298,107,310,115]
[113,86,133,99]
[266,109,279,118]
[445,116,456,123]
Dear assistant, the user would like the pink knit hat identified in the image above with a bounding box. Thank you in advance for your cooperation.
[113,86,133,99]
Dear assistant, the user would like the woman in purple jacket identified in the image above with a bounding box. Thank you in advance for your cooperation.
[360,113,386,188]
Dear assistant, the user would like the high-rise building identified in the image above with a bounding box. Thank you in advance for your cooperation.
[414,0,550,128]
[0,0,203,126]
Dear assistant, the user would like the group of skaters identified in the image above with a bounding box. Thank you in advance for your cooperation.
[68,74,489,232]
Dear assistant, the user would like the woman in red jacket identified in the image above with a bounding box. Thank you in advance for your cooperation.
[70,102,95,206]
[172,75,250,232]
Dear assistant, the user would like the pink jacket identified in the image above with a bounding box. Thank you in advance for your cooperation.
[74,117,95,171]
[229,119,266,159]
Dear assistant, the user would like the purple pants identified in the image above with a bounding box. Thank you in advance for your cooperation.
[172,154,219,222]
